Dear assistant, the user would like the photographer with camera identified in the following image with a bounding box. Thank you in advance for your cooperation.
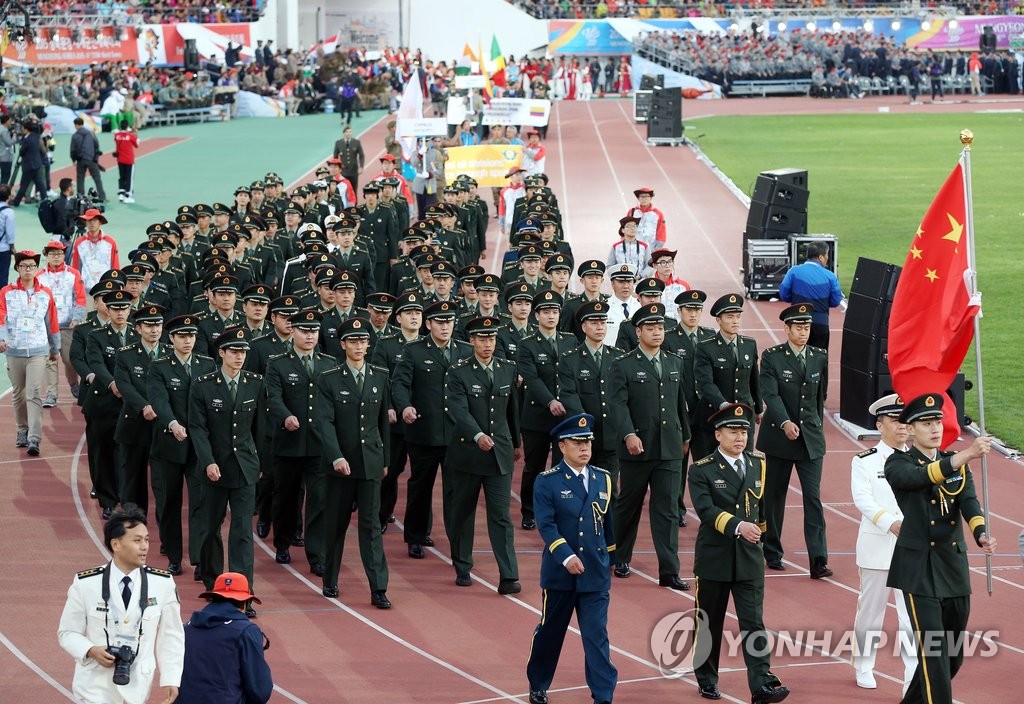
[70,116,108,204]
[177,572,273,703]
[10,117,47,207]
[58,503,185,704]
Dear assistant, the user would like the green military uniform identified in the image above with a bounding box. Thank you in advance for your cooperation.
[756,304,829,572]
[885,393,989,704]
[188,328,264,594]
[688,403,787,703]
[315,317,391,605]
[444,316,521,588]
[112,305,166,517]
[265,313,337,573]
[356,189,399,294]
[694,294,763,455]
[662,290,717,519]
[607,304,690,587]
[147,315,217,574]
[557,300,624,498]
[71,295,110,498]
[84,290,139,514]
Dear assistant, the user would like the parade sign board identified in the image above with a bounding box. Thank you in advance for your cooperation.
[482,99,551,127]
[444,145,523,187]
[397,118,449,137]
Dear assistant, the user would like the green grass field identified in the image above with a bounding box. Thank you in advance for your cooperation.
[694,113,1024,447]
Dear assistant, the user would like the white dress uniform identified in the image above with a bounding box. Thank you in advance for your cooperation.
[604,294,640,349]
[58,563,185,704]
[850,440,916,688]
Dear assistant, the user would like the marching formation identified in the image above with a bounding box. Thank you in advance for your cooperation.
[0,138,996,704]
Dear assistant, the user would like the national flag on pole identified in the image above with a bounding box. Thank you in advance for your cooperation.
[887,155,981,449]
[396,75,424,163]
[479,36,493,101]
[456,43,475,76]
[490,35,507,88]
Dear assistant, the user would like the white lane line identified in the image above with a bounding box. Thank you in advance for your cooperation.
[252,537,527,704]
[0,630,76,700]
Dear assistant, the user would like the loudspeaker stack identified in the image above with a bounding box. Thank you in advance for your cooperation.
[839,257,966,429]
[746,168,809,240]
[646,85,682,140]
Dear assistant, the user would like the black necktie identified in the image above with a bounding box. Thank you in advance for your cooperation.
[576,470,586,493]
[734,458,745,480]
[651,353,662,380]
[484,365,494,385]
[120,575,132,609]
[593,347,601,367]
[354,370,364,393]
[442,346,451,364]
[149,348,157,362]
[303,356,313,377]
[730,340,738,362]
[182,358,191,378]
[797,353,806,371]
[622,302,629,318]
[228,379,237,401]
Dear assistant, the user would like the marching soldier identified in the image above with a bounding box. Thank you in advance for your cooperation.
[265,310,337,577]
[662,289,716,526]
[694,293,762,455]
[558,300,623,498]
[316,318,391,608]
[607,303,690,590]
[189,328,264,612]
[850,393,916,691]
[356,183,399,295]
[517,290,576,530]
[239,283,273,339]
[885,394,995,704]
[526,413,617,704]
[370,292,424,531]
[84,288,138,519]
[112,304,165,518]
[391,300,473,558]
[688,403,791,704]
[604,264,639,346]
[194,275,242,357]
[497,282,536,362]
[757,303,831,577]
[147,314,217,578]
[560,259,607,342]
[614,277,677,351]
[445,316,522,593]
[456,273,505,342]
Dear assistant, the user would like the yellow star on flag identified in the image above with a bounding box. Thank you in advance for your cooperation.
[941,213,964,245]
[915,225,924,238]
[910,245,923,259]
[924,268,939,282]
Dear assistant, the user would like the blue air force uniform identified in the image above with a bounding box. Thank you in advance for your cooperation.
[527,414,617,704]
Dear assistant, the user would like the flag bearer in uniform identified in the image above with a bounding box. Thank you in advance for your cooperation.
[884,393,995,704]
[526,413,617,704]
[688,403,790,704]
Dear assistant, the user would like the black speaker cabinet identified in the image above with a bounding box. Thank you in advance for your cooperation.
[760,168,808,189]
[840,367,967,430]
[746,201,807,234]
[744,225,793,240]
[647,113,682,140]
[849,258,900,301]
[843,292,893,338]
[840,329,889,373]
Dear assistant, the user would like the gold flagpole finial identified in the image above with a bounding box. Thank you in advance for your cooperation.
[960,129,974,148]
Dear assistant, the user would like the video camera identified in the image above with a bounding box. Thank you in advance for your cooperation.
[70,188,104,218]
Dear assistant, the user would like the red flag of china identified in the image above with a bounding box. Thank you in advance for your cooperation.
[888,157,980,449]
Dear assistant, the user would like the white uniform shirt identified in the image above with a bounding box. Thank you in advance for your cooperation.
[850,440,905,570]
[605,295,640,347]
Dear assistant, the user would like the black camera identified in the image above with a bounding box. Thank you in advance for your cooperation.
[106,644,135,685]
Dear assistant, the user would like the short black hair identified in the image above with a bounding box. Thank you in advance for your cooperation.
[103,503,147,550]
[59,177,73,192]
[0,184,11,201]
[806,242,829,260]
[0,114,10,125]
[73,117,84,126]
[119,119,129,130]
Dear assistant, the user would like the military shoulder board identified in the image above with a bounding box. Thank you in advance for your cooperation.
[540,467,558,476]
[857,447,878,458]
[145,566,173,578]
[76,566,104,579]
[750,450,765,459]
[693,455,715,466]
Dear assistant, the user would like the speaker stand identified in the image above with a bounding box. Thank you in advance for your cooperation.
[831,412,880,442]
[646,137,688,147]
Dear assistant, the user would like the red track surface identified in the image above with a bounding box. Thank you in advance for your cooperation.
[47,137,188,184]
[2,98,1022,704]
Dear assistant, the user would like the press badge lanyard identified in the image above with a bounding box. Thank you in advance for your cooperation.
[100,562,149,658]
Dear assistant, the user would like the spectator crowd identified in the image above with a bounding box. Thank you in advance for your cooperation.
[23,0,264,24]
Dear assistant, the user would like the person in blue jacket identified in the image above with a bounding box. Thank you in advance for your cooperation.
[526,413,617,704]
[177,572,272,704]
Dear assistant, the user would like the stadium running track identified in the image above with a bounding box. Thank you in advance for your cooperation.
[2,95,1023,704]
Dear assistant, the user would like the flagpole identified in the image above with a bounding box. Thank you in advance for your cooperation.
[959,129,992,596]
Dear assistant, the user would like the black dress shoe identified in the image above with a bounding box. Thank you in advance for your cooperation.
[275,550,291,564]
[809,561,833,579]
[765,558,785,571]
[613,562,630,578]
[659,574,691,591]
[750,683,790,703]
[255,521,270,538]
[678,513,688,527]
[699,682,722,700]
[497,579,522,595]
[101,506,113,520]
[244,606,258,618]
[455,573,472,587]
[408,544,425,559]
[521,518,536,530]
[309,562,325,577]
[371,590,392,609]
[193,566,203,582]
[422,536,435,547]
[322,585,339,598]
[387,514,396,523]
[291,535,305,547]
[167,562,182,576]
[528,691,548,704]
[90,489,97,499]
